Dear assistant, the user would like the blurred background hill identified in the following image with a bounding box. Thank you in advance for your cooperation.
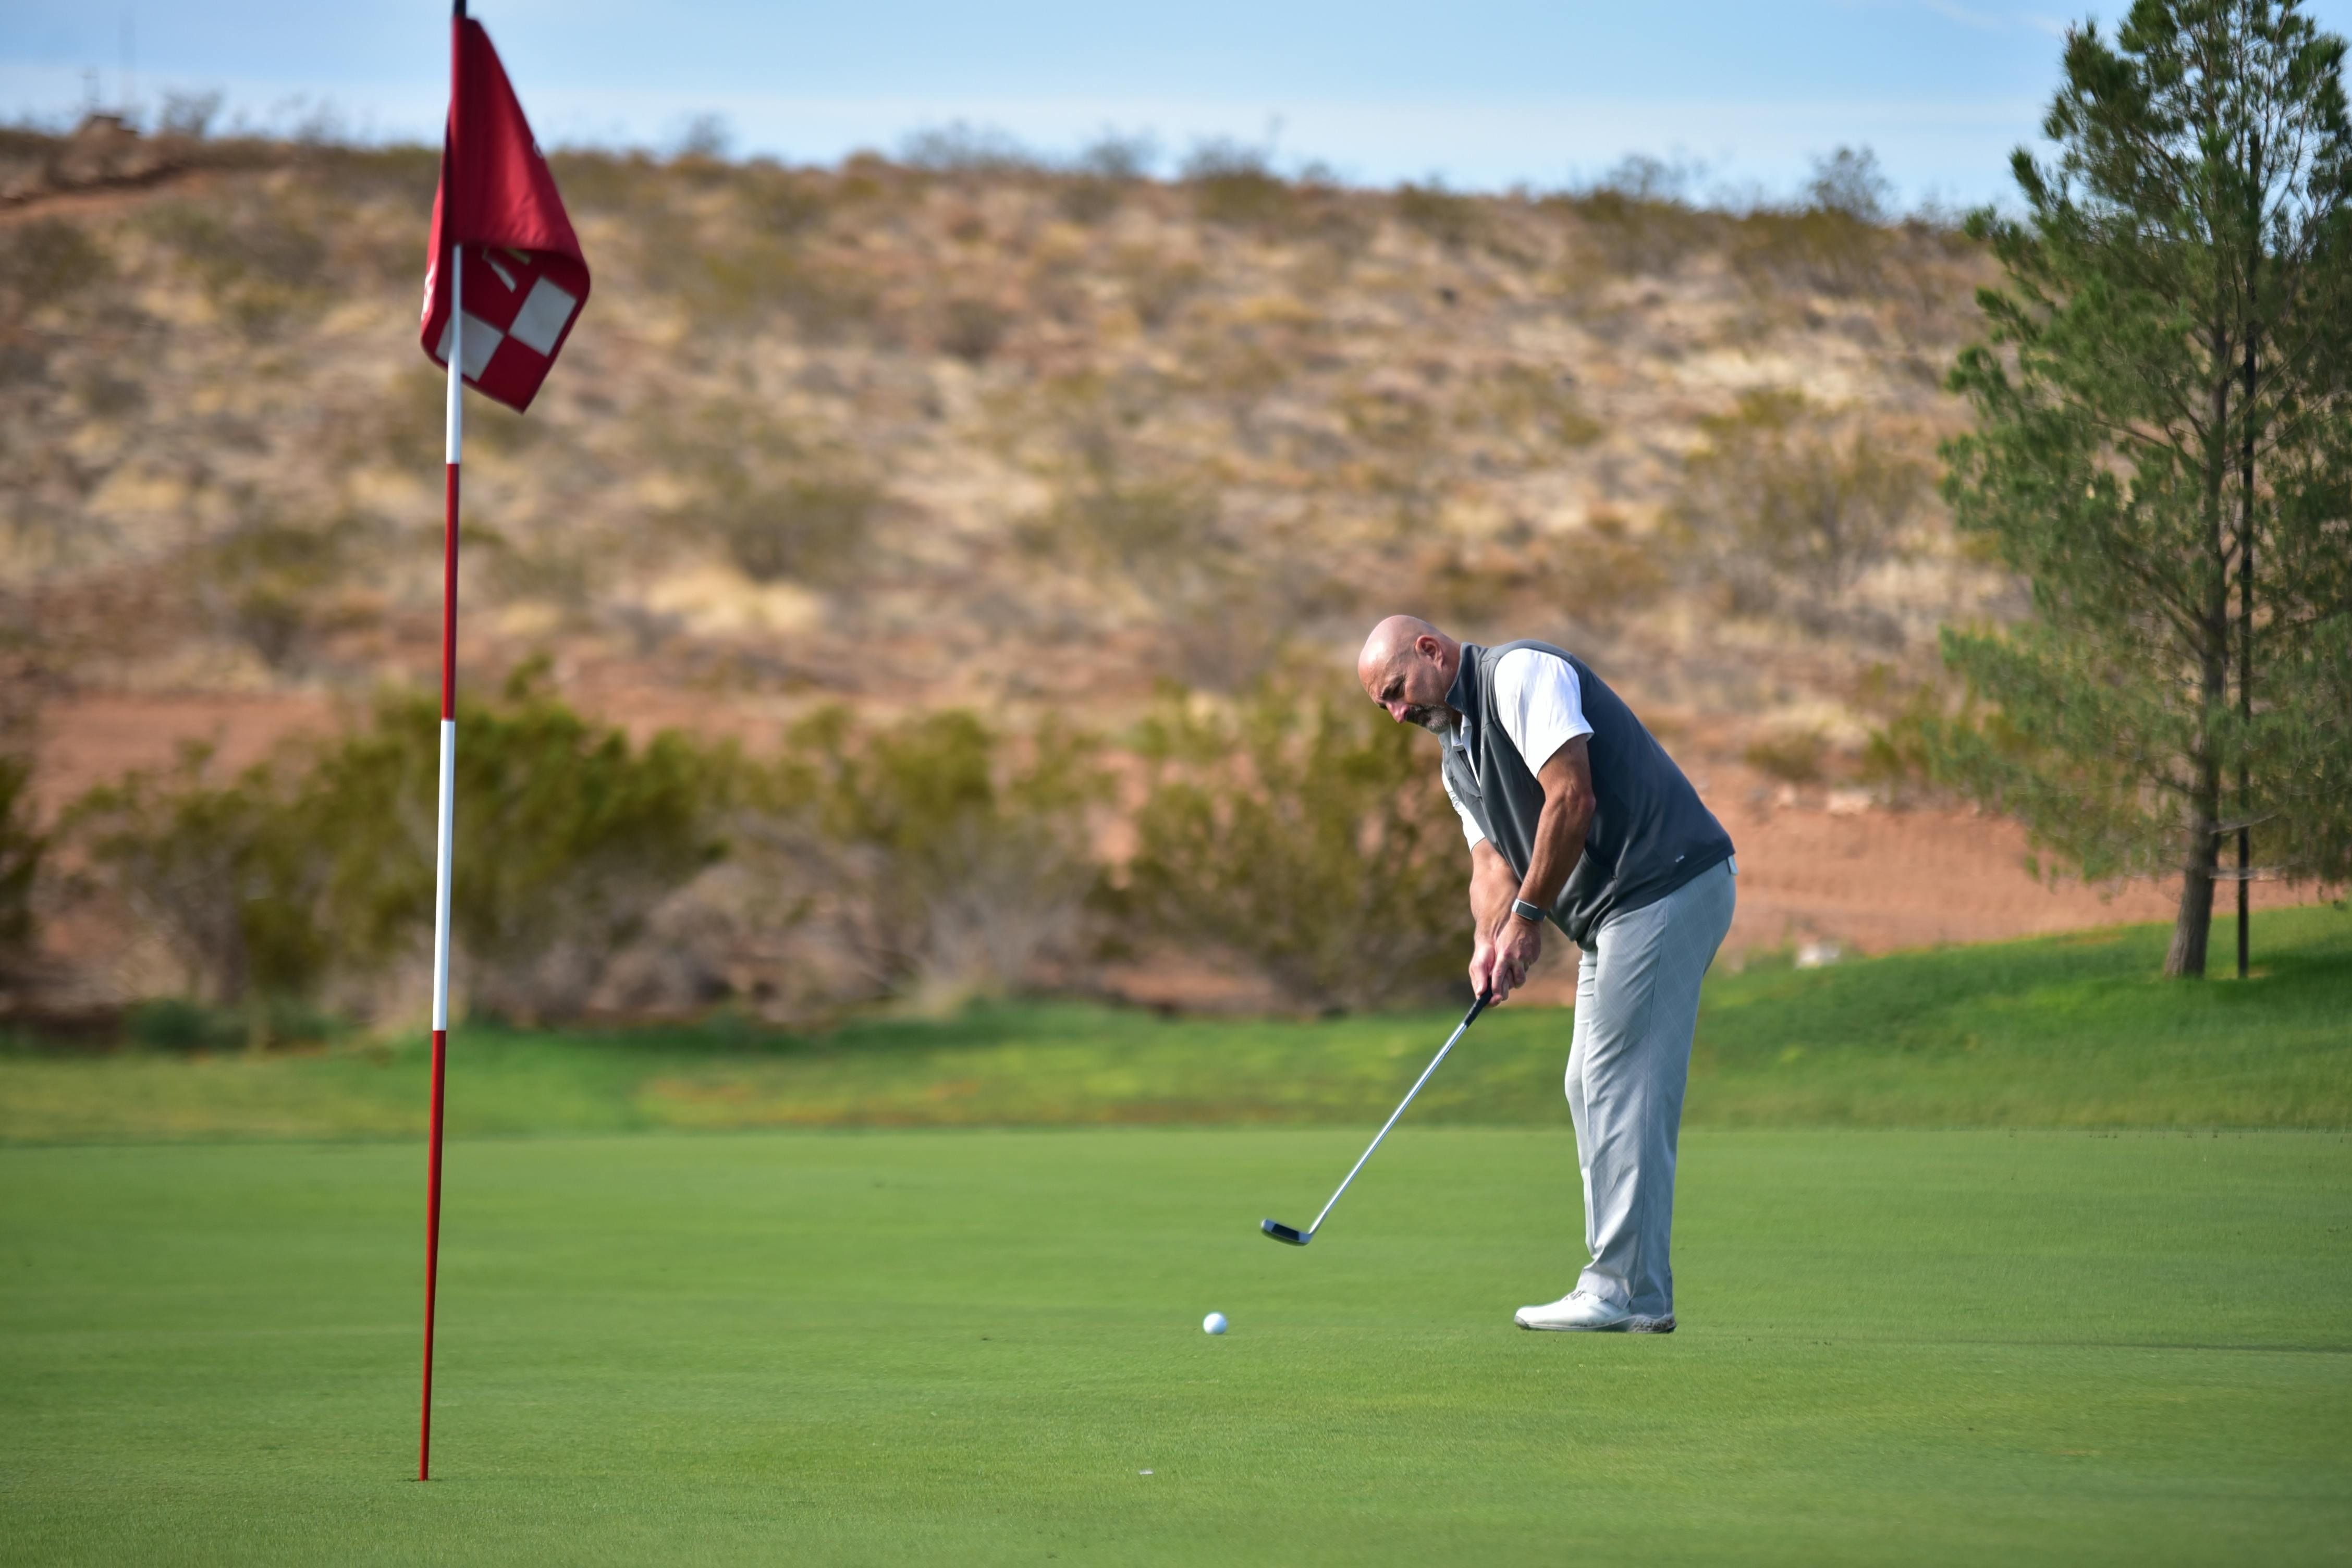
[0,115,2324,1033]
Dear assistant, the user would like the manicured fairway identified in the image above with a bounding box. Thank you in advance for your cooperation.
[4,1129,2347,1564]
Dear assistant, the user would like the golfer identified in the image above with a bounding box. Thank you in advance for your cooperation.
[1356,616,1736,1332]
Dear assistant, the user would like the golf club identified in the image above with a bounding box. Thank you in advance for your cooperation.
[1261,991,1491,1246]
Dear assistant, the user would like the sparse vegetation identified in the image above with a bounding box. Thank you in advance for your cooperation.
[1395,180,1484,249]
[1120,681,1467,1011]
[1421,515,1669,634]
[1028,473,1221,577]
[1744,729,1829,785]
[301,671,724,1022]
[65,679,722,1028]
[1182,139,1292,228]
[0,753,45,980]
[1111,248,1204,328]
[769,707,1109,1008]
[0,121,2032,1021]
[67,746,329,1028]
[939,296,1011,362]
[1057,131,1156,223]
[1675,388,1929,626]
[1455,363,1604,451]
[145,193,330,336]
[661,402,878,587]
[197,510,365,671]
[0,218,111,317]
[712,475,879,586]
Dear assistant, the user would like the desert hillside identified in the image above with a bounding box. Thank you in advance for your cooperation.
[1,121,2285,1012]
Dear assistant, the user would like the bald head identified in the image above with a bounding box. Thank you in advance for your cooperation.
[1357,616,1461,734]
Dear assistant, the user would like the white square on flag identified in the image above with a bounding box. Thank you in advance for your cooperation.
[437,312,506,381]
[507,277,579,357]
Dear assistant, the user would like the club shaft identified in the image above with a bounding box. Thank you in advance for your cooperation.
[1308,998,1485,1236]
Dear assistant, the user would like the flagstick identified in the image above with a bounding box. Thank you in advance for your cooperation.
[421,249,460,1483]
[422,1,466,1485]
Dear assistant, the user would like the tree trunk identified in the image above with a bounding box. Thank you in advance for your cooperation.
[2171,357,2234,981]
[2165,780,2219,978]
[2238,127,2261,979]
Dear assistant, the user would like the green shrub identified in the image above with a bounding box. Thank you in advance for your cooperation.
[645,232,877,339]
[1674,388,1927,619]
[715,476,878,585]
[0,752,44,974]
[899,122,1044,178]
[301,669,725,1022]
[1395,181,1484,249]
[1057,132,1156,224]
[156,89,224,139]
[67,746,330,1022]
[1417,512,1667,635]
[0,218,111,317]
[1024,475,1220,578]
[301,143,440,209]
[123,995,335,1052]
[1744,730,1829,785]
[197,510,361,671]
[145,195,329,336]
[1802,145,1894,223]
[661,403,877,586]
[124,997,241,1052]
[742,166,834,237]
[1729,146,1898,297]
[1552,155,1722,276]
[769,707,1109,1005]
[1113,249,1204,329]
[1183,140,1295,229]
[544,149,670,222]
[69,679,726,1026]
[1455,363,1605,451]
[940,297,1011,362]
[1730,208,1892,298]
[1121,681,1468,1010]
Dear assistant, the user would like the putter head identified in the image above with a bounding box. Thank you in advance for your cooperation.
[1260,1218,1310,1246]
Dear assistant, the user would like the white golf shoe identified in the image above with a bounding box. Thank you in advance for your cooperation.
[1512,1290,1676,1333]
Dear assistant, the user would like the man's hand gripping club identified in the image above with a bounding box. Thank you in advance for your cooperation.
[1468,736,1595,1004]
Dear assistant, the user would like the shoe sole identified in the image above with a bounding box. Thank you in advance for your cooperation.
[1513,1315,1676,1333]
[1514,1316,1628,1332]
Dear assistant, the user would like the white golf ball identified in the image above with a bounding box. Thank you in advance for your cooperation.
[1202,1312,1228,1336]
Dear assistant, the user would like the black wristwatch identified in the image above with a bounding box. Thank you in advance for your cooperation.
[1510,898,1546,925]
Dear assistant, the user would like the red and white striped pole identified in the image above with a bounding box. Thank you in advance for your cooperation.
[421,0,467,1485]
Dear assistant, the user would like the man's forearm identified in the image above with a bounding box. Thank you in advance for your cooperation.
[1471,853,1518,941]
[1517,798,1592,912]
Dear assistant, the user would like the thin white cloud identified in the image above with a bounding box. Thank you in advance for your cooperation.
[1914,0,2013,32]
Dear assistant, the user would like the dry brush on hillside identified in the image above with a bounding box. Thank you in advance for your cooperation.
[1,123,2049,1020]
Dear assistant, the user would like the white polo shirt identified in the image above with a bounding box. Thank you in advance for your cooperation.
[1442,647,1592,849]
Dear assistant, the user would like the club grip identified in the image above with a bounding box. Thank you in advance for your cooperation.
[1463,992,1491,1028]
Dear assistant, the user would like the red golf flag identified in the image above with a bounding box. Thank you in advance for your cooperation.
[419,17,590,412]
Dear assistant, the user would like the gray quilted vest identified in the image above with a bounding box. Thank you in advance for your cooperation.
[1439,640,1733,946]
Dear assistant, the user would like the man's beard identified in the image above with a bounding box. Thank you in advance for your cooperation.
[1405,705,1452,734]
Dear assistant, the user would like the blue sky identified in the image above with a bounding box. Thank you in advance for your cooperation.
[10,2,2352,206]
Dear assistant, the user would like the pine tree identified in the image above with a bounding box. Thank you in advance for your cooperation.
[1933,0,2352,977]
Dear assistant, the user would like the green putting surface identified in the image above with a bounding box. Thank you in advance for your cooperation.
[5,1128,2347,1564]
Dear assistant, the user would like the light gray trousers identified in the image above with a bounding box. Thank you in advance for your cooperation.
[1564,859,1736,1317]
